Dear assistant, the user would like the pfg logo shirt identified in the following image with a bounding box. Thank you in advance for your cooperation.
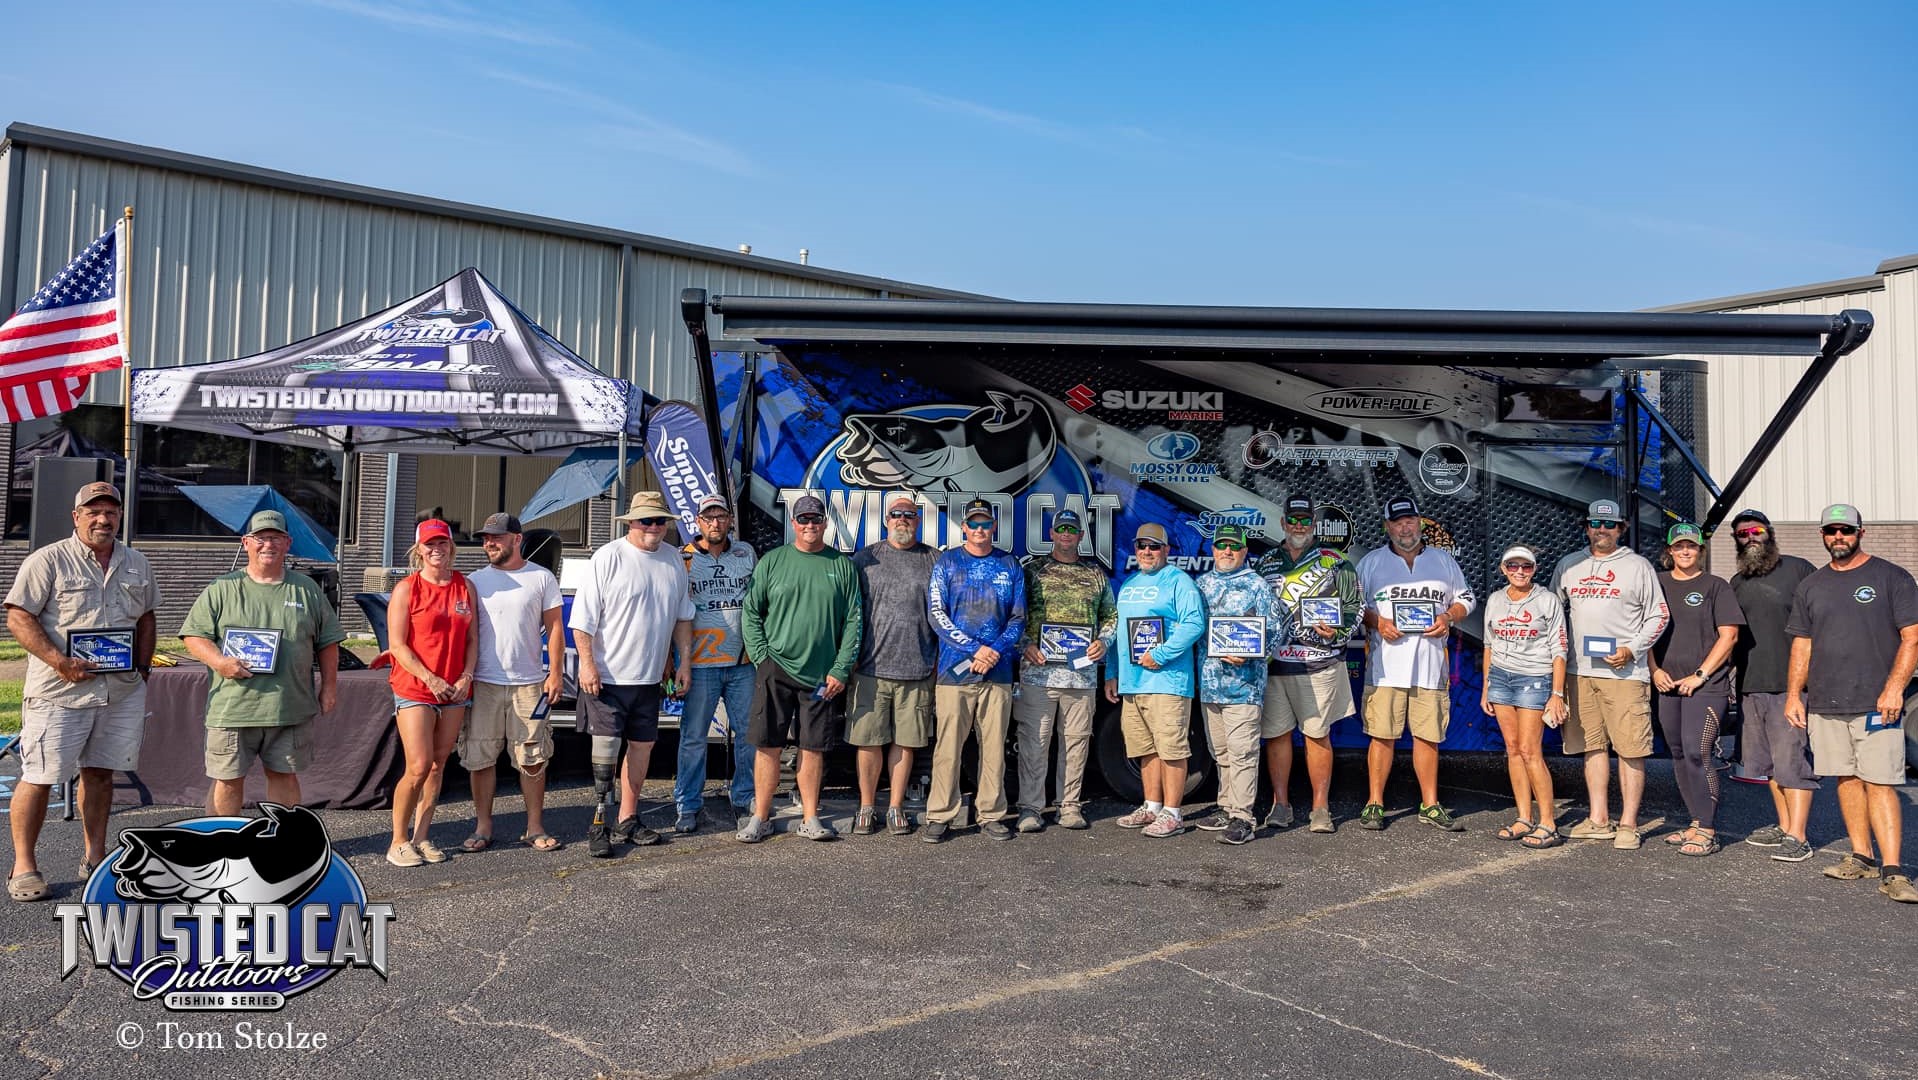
[1356,545,1475,690]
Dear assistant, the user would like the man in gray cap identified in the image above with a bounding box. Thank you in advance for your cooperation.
[1014,507,1115,832]
[1785,503,1918,903]
[570,491,695,857]
[6,482,157,902]
[182,508,344,817]
[1551,497,1666,850]
[675,494,759,833]
[848,492,939,836]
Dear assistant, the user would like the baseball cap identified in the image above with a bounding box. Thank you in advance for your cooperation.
[1134,522,1168,544]
[416,518,452,544]
[73,481,122,507]
[1587,499,1623,522]
[1212,524,1250,546]
[1822,503,1863,528]
[962,497,996,522]
[1052,509,1083,529]
[246,510,289,536]
[1283,495,1313,516]
[614,491,673,521]
[696,495,730,515]
[791,494,826,518]
[1730,508,1771,529]
[477,512,522,535]
[1665,522,1704,546]
[1498,545,1537,565]
[1383,496,1420,521]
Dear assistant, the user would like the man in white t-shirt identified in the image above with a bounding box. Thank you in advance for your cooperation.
[463,513,565,854]
[569,491,695,858]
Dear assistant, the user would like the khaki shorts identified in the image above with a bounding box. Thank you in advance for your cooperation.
[1120,693,1191,760]
[462,681,554,772]
[846,675,933,748]
[1263,666,1355,740]
[1809,712,1906,786]
[1564,676,1653,758]
[1361,685,1449,743]
[16,690,147,784]
[205,721,314,780]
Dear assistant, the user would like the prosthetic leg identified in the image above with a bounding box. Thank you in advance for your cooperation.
[587,735,623,858]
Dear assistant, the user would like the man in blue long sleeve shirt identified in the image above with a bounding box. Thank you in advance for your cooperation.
[923,498,1027,842]
[1103,522,1206,837]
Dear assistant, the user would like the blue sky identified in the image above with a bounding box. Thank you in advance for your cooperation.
[8,1,1916,308]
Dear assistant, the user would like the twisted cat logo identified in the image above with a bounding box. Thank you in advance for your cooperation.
[56,805,393,1012]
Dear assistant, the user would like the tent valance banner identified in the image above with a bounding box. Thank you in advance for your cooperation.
[130,268,645,455]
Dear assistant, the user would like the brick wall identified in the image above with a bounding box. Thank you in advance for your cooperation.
[1708,521,1918,577]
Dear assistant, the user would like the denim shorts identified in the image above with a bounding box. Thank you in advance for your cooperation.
[394,694,472,712]
[1486,668,1554,711]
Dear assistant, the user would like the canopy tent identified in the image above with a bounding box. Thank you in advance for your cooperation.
[175,484,339,562]
[518,446,643,524]
[131,267,647,455]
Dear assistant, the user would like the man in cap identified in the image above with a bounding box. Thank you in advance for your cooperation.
[848,492,939,836]
[1194,523,1284,845]
[923,497,1027,843]
[1256,494,1362,834]
[674,494,759,834]
[737,493,863,842]
[1355,496,1475,832]
[182,508,345,817]
[5,482,157,903]
[1014,508,1116,832]
[1104,521,1206,838]
[569,491,695,856]
[463,513,566,852]
[1551,497,1667,850]
[1725,509,1820,860]
[1785,504,1918,902]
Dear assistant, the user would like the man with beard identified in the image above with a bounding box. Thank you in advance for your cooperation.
[1014,509,1115,832]
[1785,504,1918,903]
[848,493,939,836]
[1552,498,1667,851]
[1256,495,1362,834]
[1725,509,1819,861]
[675,496,758,834]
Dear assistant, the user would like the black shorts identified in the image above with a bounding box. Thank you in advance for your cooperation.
[747,658,841,752]
[579,683,662,742]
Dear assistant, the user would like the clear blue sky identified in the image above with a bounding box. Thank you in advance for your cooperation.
[9,1,1916,309]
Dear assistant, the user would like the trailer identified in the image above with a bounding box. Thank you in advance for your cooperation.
[680,292,1870,800]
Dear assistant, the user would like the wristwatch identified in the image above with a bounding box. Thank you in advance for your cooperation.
[1692,668,1706,679]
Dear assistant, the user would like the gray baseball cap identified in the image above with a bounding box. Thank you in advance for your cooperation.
[1821,503,1862,528]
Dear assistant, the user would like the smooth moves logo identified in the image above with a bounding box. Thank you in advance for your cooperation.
[56,804,392,1012]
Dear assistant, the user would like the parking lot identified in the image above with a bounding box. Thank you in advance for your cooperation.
[4,753,1914,1080]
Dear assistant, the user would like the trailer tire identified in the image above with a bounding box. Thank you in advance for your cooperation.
[1094,699,1213,806]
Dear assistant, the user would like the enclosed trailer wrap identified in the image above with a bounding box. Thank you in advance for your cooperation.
[684,293,1869,795]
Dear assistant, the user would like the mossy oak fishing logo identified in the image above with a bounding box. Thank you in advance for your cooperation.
[56,805,393,1011]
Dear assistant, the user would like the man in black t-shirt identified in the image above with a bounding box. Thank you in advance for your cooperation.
[1784,504,1918,904]
[1727,509,1820,860]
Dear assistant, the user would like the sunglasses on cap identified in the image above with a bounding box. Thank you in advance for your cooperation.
[793,513,826,525]
[1734,526,1768,538]
[637,517,673,527]
[886,508,919,519]
[1587,519,1622,530]
[1821,524,1858,536]
[1134,540,1166,551]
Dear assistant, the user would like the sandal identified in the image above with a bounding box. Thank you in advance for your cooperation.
[1521,826,1565,849]
[462,833,492,853]
[1665,823,1703,846]
[520,832,563,851]
[8,871,50,902]
[1496,819,1536,842]
[1678,832,1721,858]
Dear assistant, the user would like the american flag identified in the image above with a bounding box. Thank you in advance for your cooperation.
[0,224,125,423]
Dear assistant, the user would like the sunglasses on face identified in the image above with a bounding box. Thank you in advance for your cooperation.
[1284,516,1313,527]
[793,514,825,525]
[637,517,673,527]
[887,509,919,520]
[964,519,995,530]
[1053,525,1082,535]
[1212,541,1244,552]
[1734,527,1767,538]
[1134,540,1166,552]
[1587,520,1622,530]
[1503,561,1534,571]
[1822,524,1858,536]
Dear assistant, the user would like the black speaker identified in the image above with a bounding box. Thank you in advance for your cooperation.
[29,457,114,551]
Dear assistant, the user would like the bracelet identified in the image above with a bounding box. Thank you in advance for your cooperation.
[1550,690,1565,698]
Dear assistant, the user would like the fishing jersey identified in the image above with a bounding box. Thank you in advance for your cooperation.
[1108,564,1206,698]
[1256,544,1362,676]
[928,546,1028,685]
[681,540,756,666]
[1356,544,1476,690]
[1018,554,1118,690]
[1551,547,1667,683]
[1196,565,1283,704]
[1483,586,1568,677]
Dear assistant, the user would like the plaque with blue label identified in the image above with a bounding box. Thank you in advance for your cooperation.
[1128,617,1165,664]
[67,627,134,673]
[222,627,283,674]
[1040,623,1095,669]
[1581,635,1617,659]
[1208,617,1267,658]
[1301,598,1342,628]
[1391,600,1438,632]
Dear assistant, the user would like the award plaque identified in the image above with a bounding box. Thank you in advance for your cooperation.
[1128,617,1165,664]
[67,627,135,673]
[1208,617,1267,658]
[1392,600,1438,632]
[222,627,283,674]
[1039,624,1093,664]
[1301,598,1342,628]
[1581,635,1618,659]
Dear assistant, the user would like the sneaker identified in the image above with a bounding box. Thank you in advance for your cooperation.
[735,815,773,844]
[1745,825,1787,848]
[1769,837,1815,863]
[1142,810,1187,838]
[1417,803,1465,832]
[853,806,880,836]
[610,816,640,845]
[1116,805,1158,829]
[1264,804,1295,831]
[1220,818,1255,846]
[887,807,914,836]
[1307,808,1336,834]
[795,817,839,841]
[1824,853,1879,880]
[982,820,1013,841]
[586,823,614,859]
[1056,807,1090,830]
[674,813,699,835]
[921,820,950,844]
[386,842,425,868]
[1612,825,1642,850]
[1015,811,1044,833]
[1194,811,1233,832]
[1566,817,1618,840]
[1358,803,1387,831]
[1880,874,1918,903]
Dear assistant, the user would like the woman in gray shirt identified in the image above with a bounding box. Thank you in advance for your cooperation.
[1480,545,1569,848]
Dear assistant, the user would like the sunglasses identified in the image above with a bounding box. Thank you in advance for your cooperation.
[1587,519,1622,530]
[964,519,995,530]
[887,509,919,519]
[1822,524,1858,536]
[1212,541,1245,551]
[698,511,731,520]
[1734,527,1768,538]
[1283,515,1313,527]
[1134,540,1166,551]
[1053,524,1082,534]
[793,514,825,525]
[637,517,673,527]
[1503,561,1535,571]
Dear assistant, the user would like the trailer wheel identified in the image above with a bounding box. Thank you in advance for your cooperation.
[1094,701,1213,806]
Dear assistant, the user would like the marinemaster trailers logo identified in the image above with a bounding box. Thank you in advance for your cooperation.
[56,804,393,1012]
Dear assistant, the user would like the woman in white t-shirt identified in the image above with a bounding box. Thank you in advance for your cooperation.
[1480,545,1569,849]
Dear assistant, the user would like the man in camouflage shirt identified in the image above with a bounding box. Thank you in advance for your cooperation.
[1013,510,1117,831]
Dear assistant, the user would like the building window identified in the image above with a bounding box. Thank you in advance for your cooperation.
[8,406,124,539]
[413,455,584,544]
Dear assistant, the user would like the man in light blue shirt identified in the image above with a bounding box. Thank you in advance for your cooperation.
[1103,522,1205,837]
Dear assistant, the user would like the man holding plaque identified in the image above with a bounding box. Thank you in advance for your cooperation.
[1256,495,1363,834]
[5,482,156,903]
[182,509,344,817]
[1195,524,1283,846]
[1550,498,1667,850]
[1104,522,1206,838]
[1014,509,1116,832]
[1356,496,1475,832]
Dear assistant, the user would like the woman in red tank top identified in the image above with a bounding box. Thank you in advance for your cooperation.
[386,519,480,868]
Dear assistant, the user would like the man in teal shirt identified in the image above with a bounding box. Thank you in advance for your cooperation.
[1103,522,1205,838]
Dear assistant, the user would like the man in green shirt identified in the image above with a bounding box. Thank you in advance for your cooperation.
[182,510,345,816]
[737,494,863,843]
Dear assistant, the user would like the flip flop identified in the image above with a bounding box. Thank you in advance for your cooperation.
[520,832,563,851]
[1495,819,1536,842]
[462,834,492,853]
[8,871,49,902]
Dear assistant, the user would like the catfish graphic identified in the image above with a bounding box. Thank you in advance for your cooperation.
[111,803,333,907]
[394,307,487,330]
[837,392,1057,494]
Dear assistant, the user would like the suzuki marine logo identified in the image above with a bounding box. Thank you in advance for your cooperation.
[1064,385,1224,421]
[1308,387,1452,420]
[1064,384,1098,412]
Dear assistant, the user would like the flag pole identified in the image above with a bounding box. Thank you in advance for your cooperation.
[118,206,135,543]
